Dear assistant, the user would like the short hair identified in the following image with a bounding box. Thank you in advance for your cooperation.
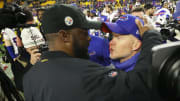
[144,4,154,10]
[131,7,145,13]
[108,5,113,11]
[16,9,33,24]
[23,9,34,22]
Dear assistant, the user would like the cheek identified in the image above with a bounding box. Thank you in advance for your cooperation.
[78,37,89,48]
[111,40,133,58]
[117,42,132,54]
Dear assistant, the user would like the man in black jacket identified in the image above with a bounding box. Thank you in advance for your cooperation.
[23,4,163,101]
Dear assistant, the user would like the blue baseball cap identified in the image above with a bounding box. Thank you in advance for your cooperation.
[102,14,144,40]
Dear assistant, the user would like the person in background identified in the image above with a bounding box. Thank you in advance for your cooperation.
[88,35,111,66]
[2,28,19,60]
[131,7,145,19]
[13,9,44,92]
[144,4,156,29]
[144,4,155,17]
[154,1,172,27]
[37,8,45,23]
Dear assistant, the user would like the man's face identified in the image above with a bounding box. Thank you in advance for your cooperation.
[131,11,144,19]
[109,33,135,60]
[149,8,155,16]
[72,28,90,59]
[38,10,44,22]
[163,3,168,8]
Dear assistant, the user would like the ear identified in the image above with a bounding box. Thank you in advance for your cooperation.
[58,30,71,43]
[132,39,142,51]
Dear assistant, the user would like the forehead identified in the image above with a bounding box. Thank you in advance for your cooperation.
[70,28,88,36]
[112,32,129,37]
[71,28,87,33]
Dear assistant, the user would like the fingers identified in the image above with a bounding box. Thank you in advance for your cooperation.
[34,53,41,57]
[30,49,41,65]
[135,19,143,28]
[31,49,40,54]
[31,49,41,59]
[142,16,148,25]
[135,19,143,36]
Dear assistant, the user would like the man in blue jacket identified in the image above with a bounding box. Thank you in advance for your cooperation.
[103,14,143,72]
[88,35,111,66]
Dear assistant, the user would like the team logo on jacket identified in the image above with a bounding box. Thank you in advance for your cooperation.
[89,51,96,56]
[108,71,118,78]
[65,16,73,26]
[136,30,140,35]
[119,16,128,21]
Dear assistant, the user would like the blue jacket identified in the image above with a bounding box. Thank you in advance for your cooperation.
[88,36,111,66]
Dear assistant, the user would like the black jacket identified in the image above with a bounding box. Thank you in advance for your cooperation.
[82,30,163,101]
[11,48,32,92]
[23,30,163,101]
[23,51,104,101]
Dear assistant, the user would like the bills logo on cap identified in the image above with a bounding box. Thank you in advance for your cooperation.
[65,16,73,26]
[119,16,128,21]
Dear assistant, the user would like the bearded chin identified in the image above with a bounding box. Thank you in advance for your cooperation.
[72,39,89,59]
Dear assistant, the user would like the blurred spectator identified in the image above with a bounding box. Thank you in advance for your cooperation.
[2,28,19,60]
[144,4,155,17]
[131,7,145,19]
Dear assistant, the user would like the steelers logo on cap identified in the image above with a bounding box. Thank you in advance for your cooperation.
[65,16,74,26]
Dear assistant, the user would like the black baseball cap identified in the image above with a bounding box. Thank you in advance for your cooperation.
[42,4,102,34]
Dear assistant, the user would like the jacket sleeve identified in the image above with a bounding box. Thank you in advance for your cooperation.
[23,71,33,101]
[82,30,163,101]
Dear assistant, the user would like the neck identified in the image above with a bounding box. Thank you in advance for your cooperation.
[48,43,74,57]
[120,52,138,63]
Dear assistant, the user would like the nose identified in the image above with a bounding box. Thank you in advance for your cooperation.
[109,38,115,47]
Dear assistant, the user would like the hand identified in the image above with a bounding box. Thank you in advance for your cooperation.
[135,16,154,37]
[30,49,41,65]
